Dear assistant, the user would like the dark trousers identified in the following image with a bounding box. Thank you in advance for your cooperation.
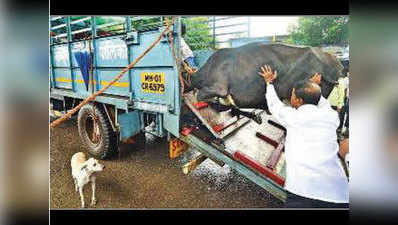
[338,97,349,129]
[284,191,349,208]
[344,98,349,128]
[184,56,198,69]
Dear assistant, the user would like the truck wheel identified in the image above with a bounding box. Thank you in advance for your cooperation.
[78,103,117,159]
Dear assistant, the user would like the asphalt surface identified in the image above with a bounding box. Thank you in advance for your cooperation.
[50,118,283,208]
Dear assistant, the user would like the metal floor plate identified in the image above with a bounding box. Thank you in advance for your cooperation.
[223,112,286,177]
[183,90,286,178]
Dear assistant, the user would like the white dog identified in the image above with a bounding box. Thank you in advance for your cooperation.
[71,152,105,208]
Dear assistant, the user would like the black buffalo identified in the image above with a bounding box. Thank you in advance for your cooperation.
[188,43,344,123]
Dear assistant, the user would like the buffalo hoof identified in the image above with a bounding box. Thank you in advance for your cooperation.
[230,107,238,117]
[253,114,262,124]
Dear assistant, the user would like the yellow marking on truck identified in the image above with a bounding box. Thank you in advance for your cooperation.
[50,110,63,117]
[54,77,129,87]
[100,81,129,87]
[55,77,72,83]
[141,72,165,94]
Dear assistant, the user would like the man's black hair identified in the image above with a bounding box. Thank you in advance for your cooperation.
[341,59,349,77]
[181,22,186,36]
[293,80,321,105]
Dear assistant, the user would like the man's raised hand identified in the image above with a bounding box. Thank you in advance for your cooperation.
[258,65,277,85]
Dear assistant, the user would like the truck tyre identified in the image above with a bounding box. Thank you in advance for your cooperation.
[78,103,117,159]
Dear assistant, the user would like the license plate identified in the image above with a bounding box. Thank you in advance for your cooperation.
[141,72,165,94]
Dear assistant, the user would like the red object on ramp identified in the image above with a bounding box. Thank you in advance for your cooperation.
[212,124,225,133]
[256,132,279,148]
[266,141,285,170]
[181,126,194,136]
[233,150,285,186]
[193,101,209,110]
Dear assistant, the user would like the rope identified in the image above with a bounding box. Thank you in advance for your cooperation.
[182,62,196,87]
[165,18,186,96]
[50,18,176,129]
[165,17,197,96]
[182,60,196,75]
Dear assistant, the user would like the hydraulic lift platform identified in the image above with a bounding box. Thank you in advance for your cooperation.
[178,90,288,202]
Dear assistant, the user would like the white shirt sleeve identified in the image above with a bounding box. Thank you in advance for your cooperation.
[317,95,332,109]
[180,38,194,60]
[266,84,297,127]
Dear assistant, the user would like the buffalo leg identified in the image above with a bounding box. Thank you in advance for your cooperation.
[206,95,262,124]
[230,107,262,124]
[226,95,262,124]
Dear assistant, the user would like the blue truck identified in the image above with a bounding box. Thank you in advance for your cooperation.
[50,16,287,202]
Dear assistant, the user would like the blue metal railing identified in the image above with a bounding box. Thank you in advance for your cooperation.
[181,16,250,49]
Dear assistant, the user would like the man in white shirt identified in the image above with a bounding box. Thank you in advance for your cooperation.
[258,65,349,208]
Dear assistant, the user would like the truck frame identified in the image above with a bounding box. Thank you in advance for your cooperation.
[50,16,287,202]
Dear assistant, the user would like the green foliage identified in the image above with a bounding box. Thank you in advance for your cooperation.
[130,17,162,31]
[95,17,125,33]
[70,16,163,33]
[182,17,213,50]
[65,16,125,33]
[286,16,349,46]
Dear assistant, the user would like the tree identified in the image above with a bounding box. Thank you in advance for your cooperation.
[286,16,349,46]
[182,17,213,50]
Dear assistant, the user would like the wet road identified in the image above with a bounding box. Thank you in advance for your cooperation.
[50,118,283,208]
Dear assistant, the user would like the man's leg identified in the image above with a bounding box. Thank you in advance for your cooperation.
[344,98,349,128]
[284,191,315,208]
[313,199,349,208]
[285,191,349,208]
[184,56,198,70]
[338,105,346,130]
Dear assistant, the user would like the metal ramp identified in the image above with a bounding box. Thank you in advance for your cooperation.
[182,90,287,191]
[179,110,288,200]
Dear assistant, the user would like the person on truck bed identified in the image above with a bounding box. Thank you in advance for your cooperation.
[328,60,349,136]
[339,71,349,136]
[327,71,348,131]
[258,65,349,208]
[180,22,198,72]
